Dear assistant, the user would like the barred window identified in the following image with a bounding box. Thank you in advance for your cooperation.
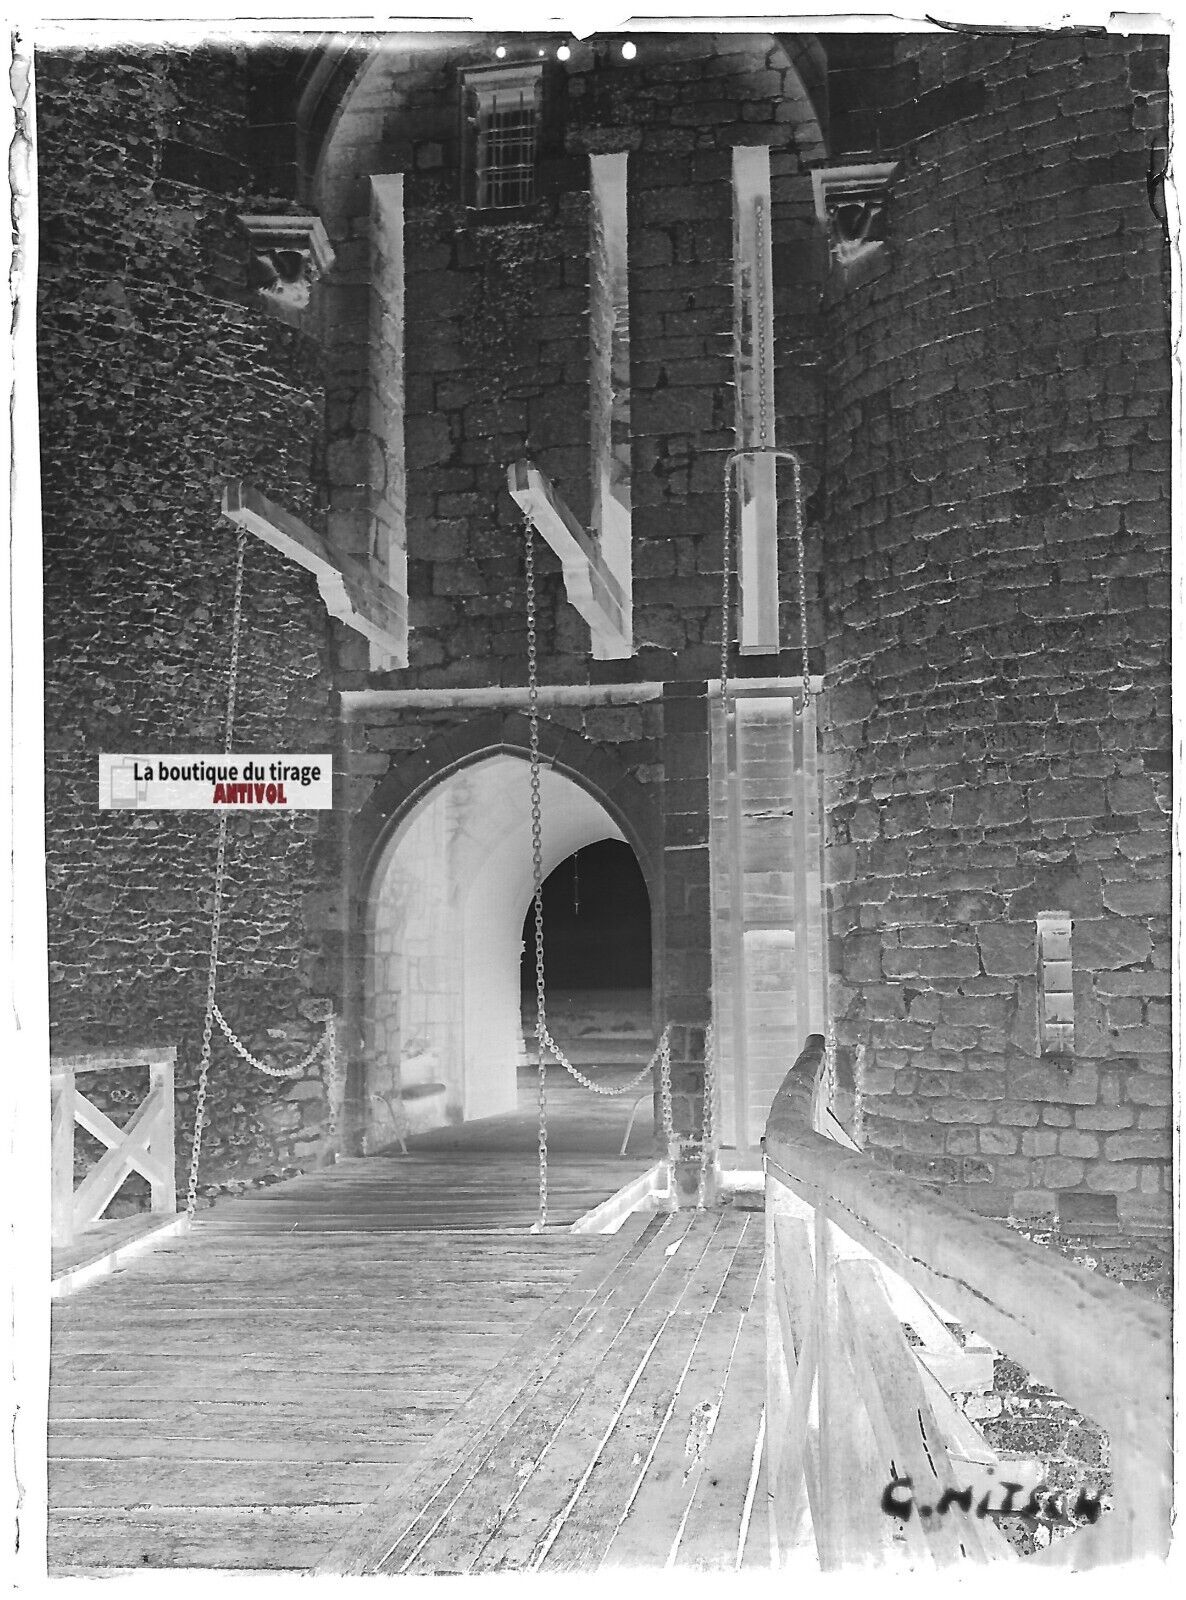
[462,64,542,212]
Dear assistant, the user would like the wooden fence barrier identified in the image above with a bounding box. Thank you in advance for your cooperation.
[764,1034,1172,1570]
[50,1045,178,1247]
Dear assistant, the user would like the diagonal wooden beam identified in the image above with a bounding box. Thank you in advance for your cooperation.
[72,1087,172,1228]
[222,479,408,667]
[507,459,632,661]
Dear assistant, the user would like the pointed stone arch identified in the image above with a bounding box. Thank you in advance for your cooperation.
[345,713,663,1147]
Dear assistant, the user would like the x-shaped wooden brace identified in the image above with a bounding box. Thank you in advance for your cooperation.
[71,1075,174,1234]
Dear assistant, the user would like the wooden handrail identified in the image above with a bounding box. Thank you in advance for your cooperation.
[764,1035,1172,1566]
[51,1045,178,1247]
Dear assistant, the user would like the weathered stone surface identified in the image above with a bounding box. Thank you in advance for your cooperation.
[977,922,1035,977]
[1072,915,1154,970]
[38,32,1170,1231]
[40,47,340,1186]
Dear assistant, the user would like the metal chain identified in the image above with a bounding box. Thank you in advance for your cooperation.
[525,517,548,1232]
[791,454,812,710]
[540,1023,670,1097]
[211,1002,333,1079]
[185,524,247,1220]
[658,1030,675,1152]
[185,809,228,1220]
[823,1015,837,1113]
[184,524,340,1218]
[523,515,677,1221]
[697,1023,717,1208]
[755,197,770,449]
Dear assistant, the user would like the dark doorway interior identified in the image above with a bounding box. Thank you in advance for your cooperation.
[519,839,651,991]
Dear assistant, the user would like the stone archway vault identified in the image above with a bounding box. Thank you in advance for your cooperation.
[364,751,643,1144]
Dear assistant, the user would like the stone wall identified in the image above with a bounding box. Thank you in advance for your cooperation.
[819,32,1172,1235]
[39,32,1172,1223]
[314,33,835,1157]
[38,45,342,1190]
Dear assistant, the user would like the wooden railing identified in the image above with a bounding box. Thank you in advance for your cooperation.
[50,1046,178,1247]
[763,1035,1172,1569]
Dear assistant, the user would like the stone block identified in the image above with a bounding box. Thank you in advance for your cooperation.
[1028,779,1107,821]
[1056,1190,1119,1232]
[1010,1189,1058,1222]
[1057,1130,1100,1159]
[1101,877,1170,916]
[980,1126,1017,1155]
[1040,1157,1085,1188]
[841,931,883,982]
[1039,1104,1073,1126]
[1103,1129,1171,1161]
[977,922,1034,976]
[995,1101,1040,1126]
[1073,1104,1133,1130]
[1021,1130,1059,1157]
[1107,773,1159,813]
[1011,1065,1098,1104]
[1124,1071,1171,1104]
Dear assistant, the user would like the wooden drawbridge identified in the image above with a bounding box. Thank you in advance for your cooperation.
[47,1046,1172,1573]
[48,1073,768,1573]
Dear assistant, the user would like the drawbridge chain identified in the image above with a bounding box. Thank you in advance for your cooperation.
[185,523,340,1221]
[523,515,680,1231]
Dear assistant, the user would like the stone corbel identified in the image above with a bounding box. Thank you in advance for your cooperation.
[221,480,407,668]
[237,214,335,321]
[811,163,900,271]
[507,459,632,661]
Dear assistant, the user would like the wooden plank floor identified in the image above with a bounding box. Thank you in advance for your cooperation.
[320,1210,770,1575]
[49,1066,691,1572]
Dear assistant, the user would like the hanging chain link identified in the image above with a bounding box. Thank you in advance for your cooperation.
[696,1023,717,1208]
[186,807,228,1220]
[211,1003,331,1079]
[755,197,770,450]
[523,515,680,1224]
[791,454,812,710]
[525,517,548,1232]
[184,524,338,1220]
[539,1024,670,1098]
[658,1029,675,1152]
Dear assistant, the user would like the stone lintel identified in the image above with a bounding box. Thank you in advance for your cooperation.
[221,479,408,666]
[507,458,633,661]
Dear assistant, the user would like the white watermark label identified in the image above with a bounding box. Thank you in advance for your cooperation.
[99,754,333,810]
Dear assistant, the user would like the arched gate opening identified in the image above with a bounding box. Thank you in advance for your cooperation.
[364,752,652,1148]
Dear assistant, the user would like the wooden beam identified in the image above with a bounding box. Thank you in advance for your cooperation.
[222,479,407,667]
[52,1045,177,1073]
[72,1087,173,1232]
[507,459,632,660]
[765,1048,1173,1562]
[51,1070,76,1247]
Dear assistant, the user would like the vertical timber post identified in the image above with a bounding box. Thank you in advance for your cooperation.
[50,1067,76,1247]
[662,681,714,1204]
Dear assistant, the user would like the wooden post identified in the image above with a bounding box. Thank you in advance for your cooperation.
[148,1055,176,1216]
[50,1068,76,1247]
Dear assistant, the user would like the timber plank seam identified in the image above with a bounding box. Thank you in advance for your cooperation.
[366,1214,708,1573]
